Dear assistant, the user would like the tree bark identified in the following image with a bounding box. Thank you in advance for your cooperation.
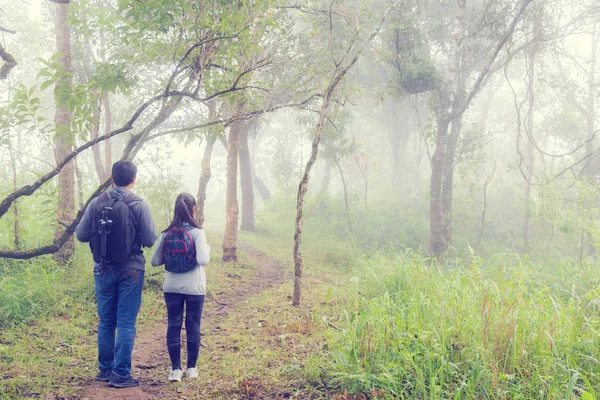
[90,99,106,182]
[54,1,75,262]
[429,113,450,257]
[248,133,271,201]
[222,120,242,262]
[239,122,255,231]
[74,155,84,209]
[196,101,218,228]
[9,144,20,249]
[441,115,463,247]
[103,95,113,179]
[197,137,216,228]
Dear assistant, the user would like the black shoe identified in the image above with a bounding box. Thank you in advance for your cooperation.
[95,369,113,382]
[108,374,139,388]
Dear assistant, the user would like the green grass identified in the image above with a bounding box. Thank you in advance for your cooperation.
[317,251,600,399]
[2,210,600,399]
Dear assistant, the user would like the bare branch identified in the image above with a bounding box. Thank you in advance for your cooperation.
[0,26,16,34]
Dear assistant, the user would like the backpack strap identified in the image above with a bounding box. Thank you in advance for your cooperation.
[186,228,196,254]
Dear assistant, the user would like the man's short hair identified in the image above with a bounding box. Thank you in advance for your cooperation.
[112,161,137,187]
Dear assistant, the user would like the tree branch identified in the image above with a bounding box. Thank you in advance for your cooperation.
[453,0,532,118]
[0,26,16,34]
[0,43,17,80]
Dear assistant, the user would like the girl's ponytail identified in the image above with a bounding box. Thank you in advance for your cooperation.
[163,193,201,232]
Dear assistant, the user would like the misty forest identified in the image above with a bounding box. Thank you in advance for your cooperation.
[2,0,600,398]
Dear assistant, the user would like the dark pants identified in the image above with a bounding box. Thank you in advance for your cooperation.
[164,292,205,370]
[94,266,144,378]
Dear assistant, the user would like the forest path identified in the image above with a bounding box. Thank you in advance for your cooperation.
[77,241,290,400]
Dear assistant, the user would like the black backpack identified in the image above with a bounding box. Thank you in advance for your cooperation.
[163,228,197,273]
[90,192,138,264]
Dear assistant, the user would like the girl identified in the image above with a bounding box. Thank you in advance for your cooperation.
[150,193,210,382]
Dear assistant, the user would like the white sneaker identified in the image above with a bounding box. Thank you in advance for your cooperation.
[185,367,198,379]
[168,369,183,382]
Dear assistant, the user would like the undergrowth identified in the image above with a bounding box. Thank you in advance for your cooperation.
[315,251,600,399]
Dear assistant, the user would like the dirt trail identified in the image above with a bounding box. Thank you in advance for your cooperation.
[78,242,289,400]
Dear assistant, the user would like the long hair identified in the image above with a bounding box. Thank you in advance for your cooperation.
[163,193,201,232]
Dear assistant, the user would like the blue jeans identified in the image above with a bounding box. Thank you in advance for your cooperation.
[94,266,144,378]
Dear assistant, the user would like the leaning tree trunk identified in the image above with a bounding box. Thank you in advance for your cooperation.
[292,48,362,306]
[239,122,255,231]
[252,170,271,201]
[222,120,242,262]
[54,1,75,262]
[293,99,329,306]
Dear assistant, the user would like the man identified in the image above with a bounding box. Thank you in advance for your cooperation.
[76,160,157,388]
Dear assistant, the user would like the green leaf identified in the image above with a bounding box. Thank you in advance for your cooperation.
[39,79,54,92]
[582,393,595,400]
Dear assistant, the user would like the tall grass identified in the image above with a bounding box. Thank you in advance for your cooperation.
[326,251,600,399]
[0,250,95,328]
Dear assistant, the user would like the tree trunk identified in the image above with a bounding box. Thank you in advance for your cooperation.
[103,95,112,179]
[222,121,242,262]
[293,99,329,306]
[334,158,352,232]
[441,115,462,247]
[357,162,368,209]
[320,159,333,194]
[252,171,271,201]
[197,137,216,228]
[239,122,255,231]
[429,115,450,257]
[197,101,218,228]
[9,144,20,249]
[54,1,75,262]
[585,22,598,256]
[90,99,106,182]
[587,24,598,164]
[248,133,271,201]
[74,156,84,209]
[523,6,540,250]
[391,127,402,190]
